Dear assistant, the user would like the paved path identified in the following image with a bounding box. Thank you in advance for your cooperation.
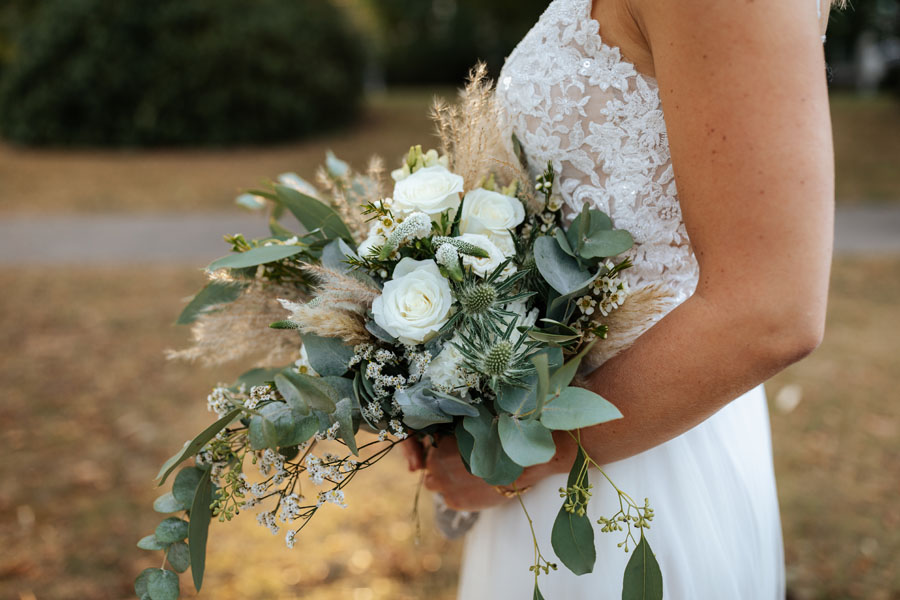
[0,206,897,265]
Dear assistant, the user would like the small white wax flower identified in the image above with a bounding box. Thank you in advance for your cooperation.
[391,165,464,221]
[372,258,453,345]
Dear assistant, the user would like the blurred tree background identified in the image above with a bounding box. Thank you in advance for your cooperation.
[0,0,896,146]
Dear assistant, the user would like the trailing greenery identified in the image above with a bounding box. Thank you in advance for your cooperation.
[0,0,365,146]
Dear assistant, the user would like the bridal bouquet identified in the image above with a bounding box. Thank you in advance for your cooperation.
[135,67,663,600]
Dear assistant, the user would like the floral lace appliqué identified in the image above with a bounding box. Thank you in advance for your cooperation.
[498,0,699,305]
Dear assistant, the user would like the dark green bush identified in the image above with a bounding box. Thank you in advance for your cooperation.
[0,0,365,146]
[369,0,550,84]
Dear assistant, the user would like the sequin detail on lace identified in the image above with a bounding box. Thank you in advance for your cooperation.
[498,0,699,303]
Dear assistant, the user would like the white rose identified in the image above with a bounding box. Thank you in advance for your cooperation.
[456,233,516,279]
[372,258,453,345]
[391,165,464,221]
[460,188,525,256]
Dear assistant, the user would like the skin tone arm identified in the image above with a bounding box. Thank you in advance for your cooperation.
[412,0,834,511]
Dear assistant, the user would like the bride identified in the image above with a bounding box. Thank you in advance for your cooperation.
[405,0,835,597]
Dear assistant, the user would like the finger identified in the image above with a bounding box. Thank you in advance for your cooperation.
[400,438,425,471]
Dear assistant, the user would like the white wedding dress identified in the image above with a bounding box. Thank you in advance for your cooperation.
[456,0,785,597]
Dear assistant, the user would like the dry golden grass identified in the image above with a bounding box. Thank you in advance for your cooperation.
[0,90,895,217]
[0,259,897,600]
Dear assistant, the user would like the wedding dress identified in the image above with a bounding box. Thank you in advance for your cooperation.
[456,0,786,597]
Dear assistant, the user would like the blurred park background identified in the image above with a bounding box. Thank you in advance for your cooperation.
[0,0,898,599]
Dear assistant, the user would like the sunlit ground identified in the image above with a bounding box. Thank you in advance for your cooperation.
[1,258,897,599]
[0,91,896,216]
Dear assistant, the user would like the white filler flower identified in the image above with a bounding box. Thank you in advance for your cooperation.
[459,188,525,256]
[391,165,464,221]
[372,258,453,345]
[455,233,515,279]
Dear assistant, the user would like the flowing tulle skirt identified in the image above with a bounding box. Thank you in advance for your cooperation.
[457,384,785,599]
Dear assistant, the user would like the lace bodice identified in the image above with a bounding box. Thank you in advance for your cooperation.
[498,0,698,303]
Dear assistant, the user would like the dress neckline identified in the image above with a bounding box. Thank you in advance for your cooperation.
[573,0,658,85]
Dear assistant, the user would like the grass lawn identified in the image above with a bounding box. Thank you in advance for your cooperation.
[0,89,896,215]
[1,257,897,599]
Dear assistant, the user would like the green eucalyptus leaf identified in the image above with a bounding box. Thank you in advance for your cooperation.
[167,541,191,574]
[301,334,354,376]
[274,184,355,244]
[279,371,337,412]
[207,244,304,272]
[622,536,663,600]
[581,229,634,259]
[188,469,213,591]
[548,341,596,397]
[172,467,203,508]
[322,376,355,402]
[176,281,247,325]
[135,568,156,597]
[527,330,581,344]
[566,207,613,254]
[554,227,576,257]
[540,387,623,430]
[455,421,475,472]
[496,374,538,415]
[137,534,168,551]
[497,414,556,467]
[153,492,185,514]
[236,192,266,211]
[332,398,359,456]
[462,406,523,485]
[268,216,296,238]
[274,373,310,415]
[534,235,596,295]
[534,582,546,600]
[263,402,318,447]
[235,367,282,388]
[551,448,596,575]
[147,568,179,600]
[530,353,550,421]
[155,517,189,544]
[156,409,241,485]
[366,320,397,343]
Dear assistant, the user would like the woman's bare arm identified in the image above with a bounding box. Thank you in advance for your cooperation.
[423,0,834,508]
[563,0,834,467]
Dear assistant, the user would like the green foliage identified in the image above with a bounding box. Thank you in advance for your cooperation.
[0,0,365,146]
[539,387,623,431]
[167,541,191,574]
[176,281,247,325]
[274,185,356,245]
[300,334,355,377]
[534,235,596,296]
[148,568,180,600]
[551,448,596,575]
[153,492,186,514]
[622,536,663,600]
[462,405,523,485]
[154,408,239,485]
[497,413,556,467]
[155,518,189,545]
[207,245,304,272]
[188,469,213,591]
[137,534,168,551]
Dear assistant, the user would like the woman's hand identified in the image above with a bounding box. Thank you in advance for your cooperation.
[421,436,510,511]
[405,432,577,512]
